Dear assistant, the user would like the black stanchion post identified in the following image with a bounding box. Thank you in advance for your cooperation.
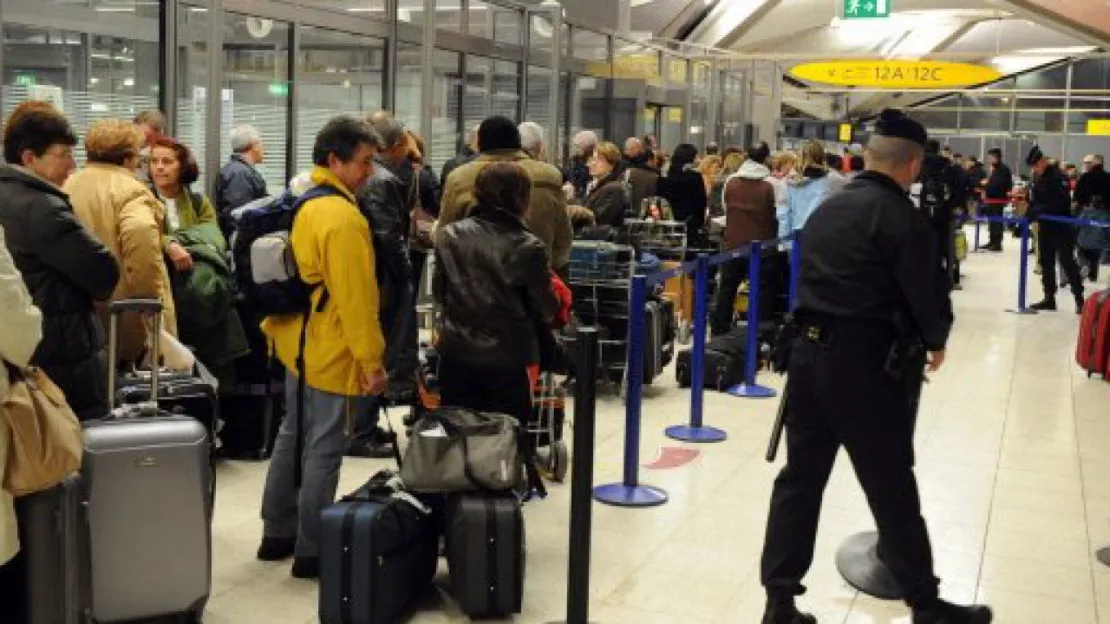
[555,327,599,624]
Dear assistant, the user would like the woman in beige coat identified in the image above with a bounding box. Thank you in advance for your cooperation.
[0,222,44,605]
[65,120,177,364]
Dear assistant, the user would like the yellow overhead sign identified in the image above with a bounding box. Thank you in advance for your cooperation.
[1087,120,1110,136]
[838,123,853,143]
[790,60,1003,89]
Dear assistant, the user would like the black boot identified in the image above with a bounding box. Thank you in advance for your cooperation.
[761,597,817,624]
[1030,298,1057,311]
[913,599,992,623]
[1076,293,1086,315]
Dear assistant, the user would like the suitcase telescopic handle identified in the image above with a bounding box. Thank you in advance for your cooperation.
[107,298,164,412]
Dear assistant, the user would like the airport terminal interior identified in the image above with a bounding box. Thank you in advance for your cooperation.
[6,0,1110,622]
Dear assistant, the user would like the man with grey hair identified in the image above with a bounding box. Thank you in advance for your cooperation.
[568,129,599,202]
[213,124,267,237]
[759,110,990,624]
[518,121,546,161]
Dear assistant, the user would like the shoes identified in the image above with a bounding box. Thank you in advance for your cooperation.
[291,556,320,579]
[345,438,396,459]
[256,536,296,561]
[1030,299,1057,311]
[913,599,992,623]
[761,598,817,624]
[1077,294,1086,315]
[982,243,1003,252]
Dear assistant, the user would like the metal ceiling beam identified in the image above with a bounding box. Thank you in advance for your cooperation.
[684,0,783,50]
[998,0,1110,48]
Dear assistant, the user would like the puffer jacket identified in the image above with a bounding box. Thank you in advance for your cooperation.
[780,167,832,241]
[0,223,44,565]
[722,160,777,249]
[213,155,268,237]
[65,163,178,363]
[433,202,559,369]
[439,149,573,272]
[0,166,119,421]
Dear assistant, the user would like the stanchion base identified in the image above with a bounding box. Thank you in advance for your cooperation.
[727,383,777,399]
[1097,547,1110,567]
[593,483,668,507]
[665,424,727,443]
[1006,307,1039,315]
[835,531,904,601]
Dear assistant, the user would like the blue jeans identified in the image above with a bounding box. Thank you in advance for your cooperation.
[261,370,371,557]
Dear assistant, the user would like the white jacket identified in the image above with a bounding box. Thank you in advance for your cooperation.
[0,223,44,565]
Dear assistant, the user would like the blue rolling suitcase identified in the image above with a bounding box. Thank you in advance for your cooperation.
[319,473,440,624]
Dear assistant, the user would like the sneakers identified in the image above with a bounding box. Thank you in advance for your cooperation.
[1030,298,1057,311]
[256,536,296,561]
[291,556,320,579]
[761,598,817,624]
[913,599,992,623]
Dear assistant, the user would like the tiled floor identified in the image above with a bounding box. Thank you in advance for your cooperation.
[205,229,1110,623]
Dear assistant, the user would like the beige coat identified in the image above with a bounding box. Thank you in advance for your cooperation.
[65,164,177,363]
[0,223,44,565]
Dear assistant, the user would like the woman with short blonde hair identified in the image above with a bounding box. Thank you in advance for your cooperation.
[66,119,178,364]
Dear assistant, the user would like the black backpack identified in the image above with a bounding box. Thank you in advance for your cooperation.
[919,171,950,220]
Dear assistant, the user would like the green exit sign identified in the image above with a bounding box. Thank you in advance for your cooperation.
[14,73,35,87]
[844,0,890,18]
[269,82,289,97]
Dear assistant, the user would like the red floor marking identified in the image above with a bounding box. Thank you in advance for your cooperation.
[642,446,701,470]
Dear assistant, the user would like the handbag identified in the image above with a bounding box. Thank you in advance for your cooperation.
[409,170,435,250]
[1,363,83,496]
[400,407,522,493]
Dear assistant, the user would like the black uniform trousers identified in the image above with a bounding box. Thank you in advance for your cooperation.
[438,355,533,427]
[1038,222,1083,300]
[981,202,1005,247]
[761,320,939,609]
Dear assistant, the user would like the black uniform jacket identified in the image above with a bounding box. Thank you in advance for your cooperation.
[796,171,954,352]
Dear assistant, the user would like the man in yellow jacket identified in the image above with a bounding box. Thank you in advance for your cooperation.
[257,116,388,579]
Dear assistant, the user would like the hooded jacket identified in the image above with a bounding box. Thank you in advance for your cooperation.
[779,167,832,240]
[439,149,573,271]
[65,163,178,363]
[261,166,386,396]
[722,160,777,249]
[0,166,119,421]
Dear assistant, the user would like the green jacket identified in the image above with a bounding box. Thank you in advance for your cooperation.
[162,188,219,250]
[169,221,249,378]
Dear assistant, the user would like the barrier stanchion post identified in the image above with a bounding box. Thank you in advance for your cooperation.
[728,241,777,399]
[1007,218,1037,315]
[549,328,599,624]
[593,275,668,507]
[788,232,801,312]
[666,255,727,443]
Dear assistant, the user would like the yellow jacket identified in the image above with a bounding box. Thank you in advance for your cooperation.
[65,163,178,363]
[262,167,385,396]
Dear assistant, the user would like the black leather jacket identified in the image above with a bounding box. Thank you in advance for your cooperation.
[356,162,413,319]
[0,166,120,420]
[433,203,558,368]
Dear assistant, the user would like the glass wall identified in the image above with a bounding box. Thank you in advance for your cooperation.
[221,14,290,189]
[395,40,423,132]
[430,49,462,172]
[177,3,210,187]
[569,27,610,144]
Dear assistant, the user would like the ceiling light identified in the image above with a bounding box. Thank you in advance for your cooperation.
[123,78,135,87]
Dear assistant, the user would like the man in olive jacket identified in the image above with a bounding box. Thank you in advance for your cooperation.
[440,116,573,275]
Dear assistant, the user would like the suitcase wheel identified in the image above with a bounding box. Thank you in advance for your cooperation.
[550,440,569,483]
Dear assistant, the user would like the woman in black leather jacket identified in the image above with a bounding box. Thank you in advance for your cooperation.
[0,102,120,421]
[433,161,558,423]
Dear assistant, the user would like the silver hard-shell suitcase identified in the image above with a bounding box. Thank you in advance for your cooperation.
[81,298,212,622]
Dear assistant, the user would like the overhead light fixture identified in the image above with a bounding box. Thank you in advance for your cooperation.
[123,78,135,87]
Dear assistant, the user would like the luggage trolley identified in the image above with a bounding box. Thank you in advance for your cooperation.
[567,240,637,395]
[529,371,569,482]
[623,219,692,343]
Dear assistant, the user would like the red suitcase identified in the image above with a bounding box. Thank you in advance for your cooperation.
[1076,290,1110,377]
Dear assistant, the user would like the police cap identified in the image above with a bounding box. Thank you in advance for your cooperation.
[874,109,927,147]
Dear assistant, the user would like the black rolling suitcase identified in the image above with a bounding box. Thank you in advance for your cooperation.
[676,326,748,391]
[444,493,525,617]
[16,474,85,624]
[114,361,220,447]
[319,472,440,624]
[219,381,282,459]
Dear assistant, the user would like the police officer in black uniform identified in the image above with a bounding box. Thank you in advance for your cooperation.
[1026,146,1085,313]
[759,111,992,624]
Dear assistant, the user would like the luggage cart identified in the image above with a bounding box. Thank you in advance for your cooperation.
[530,371,569,482]
[567,240,637,395]
[623,219,692,343]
